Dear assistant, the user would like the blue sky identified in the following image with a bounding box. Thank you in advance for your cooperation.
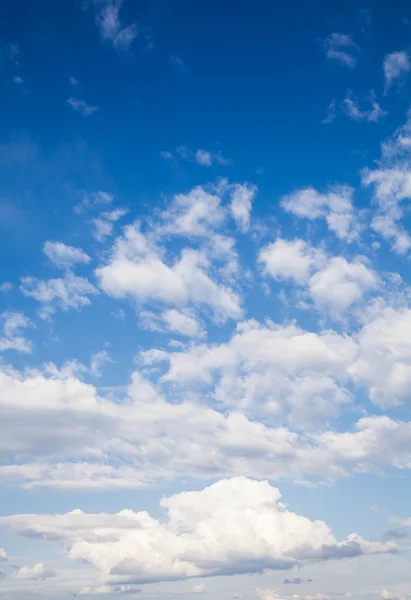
[2,0,411,599]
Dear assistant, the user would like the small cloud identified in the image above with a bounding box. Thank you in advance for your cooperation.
[383,50,410,91]
[92,208,127,241]
[66,97,99,117]
[12,563,56,581]
[256,166,264,175]
[193,584,206,593]
[0,282,12,293]
[70,76,79,85]
[94,0,138,51]
[174,146,231,167]
[75,190,114,213]
[7,43,19,65]
[283,577,305,584]
[90,349,113,377]
[342,91,387,122]
[43,241,91,270]
[324,33,359,68]
[170,55,189,75]
[13,76,24,85]
[0,548,7,561]
[321,98,336,124]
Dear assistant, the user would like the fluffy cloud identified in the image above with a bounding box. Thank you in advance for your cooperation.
[1,477,395,587]
[259,238,325,284]
[20,272,98,317]
[0,548,7,561]
[323,33,359,68]
[12,562,56,581]
[383,51,410,91]
[260,240,377,313]
[143,319,356,427]
[96,222,242,323]
[92,208,128,241]
[0,311,33,353]
[349,307,411,406]
[43,241,90,269]
[308,256,378,313]
[380,590,404,600]
[281,185,358,240]
[230,182,257,232]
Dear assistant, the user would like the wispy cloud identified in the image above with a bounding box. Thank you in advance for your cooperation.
[323,33,359,68]
[93,0,138,51]
[321,98,336,124]
[383,51,410,92]
[342,91,387,122]
[66,97,99,116]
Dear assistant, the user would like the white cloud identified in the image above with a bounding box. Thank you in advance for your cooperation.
[194,149,231,167]
[260,241,377,313]
[95,0,138,51]
[12,562,56,581]
[66,97,99,116]
[13,75,23,84]
[21,272,98,317]
[281,185,358,240]
[308,256,378,313]
[2,477,395,587]
[363,164,411,254]
[92,208,128,241]
[383,51,410,91]
[321,99,336,124]
[90,350,113,377]
[381,590,404,600]
[162,309,203,337]
[0,548,7,561]
[193,583,206,593]
[96,223,242,323]
[145,319,356,427]
[342,92,387,123]
[0,281,12,293]
[70,76,79,85]
[259,238,325,284]
[229,182,257,232]
[324,33,359,68]
[349,307,411,407]
[43,241,91,269]
[0,311,33,353]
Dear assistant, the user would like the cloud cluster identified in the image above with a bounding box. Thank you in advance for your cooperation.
[1,477,395,587]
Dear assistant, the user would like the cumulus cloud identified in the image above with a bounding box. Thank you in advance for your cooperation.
[260,240,377,313]
[281,185,358,240]
[362,112,411,253]
[20,272,98,317]
[229,182,257,232]
[12,562,56,581]
[0,548,7,561]
[259,238,325,284]
[1,477,395,587]
[96,221,242,323]
[43,241,91,269]
[66,97,99,116]
[323,33,359,68]
[92,208,128,241]
[0,311,33,353]
[383,51,410,91]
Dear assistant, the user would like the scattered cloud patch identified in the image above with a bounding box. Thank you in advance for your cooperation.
[0,312,33,354]
[12,562,56,581]
[324,33,359,68]
[384,51,410,91]
[43,241,91,270]
[66,97,99,116]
